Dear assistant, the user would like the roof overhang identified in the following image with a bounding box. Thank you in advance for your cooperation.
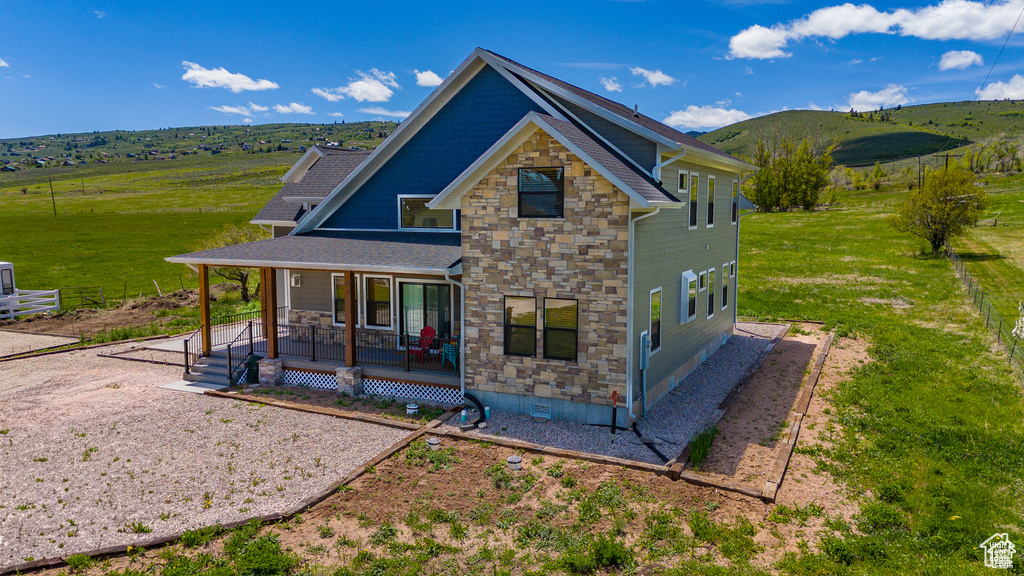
[164,255,456,276]
[429,112,671,211]
[279,145,326,183]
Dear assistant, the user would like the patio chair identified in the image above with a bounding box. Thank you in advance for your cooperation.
[442,333,459,370]
[408,326,436,363]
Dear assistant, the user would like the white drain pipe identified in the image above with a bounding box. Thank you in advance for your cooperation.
[445,269,467,397]
[627,207,661,419]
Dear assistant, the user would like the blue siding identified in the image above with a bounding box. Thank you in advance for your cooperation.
[321,66,543,230]
[553,96,657,171]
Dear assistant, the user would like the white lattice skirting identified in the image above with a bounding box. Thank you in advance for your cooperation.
[363,378,462,406]
[283,369,337,390]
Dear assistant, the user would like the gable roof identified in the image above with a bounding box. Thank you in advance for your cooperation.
[252,145,370,226]
[430,112,678,211]
[292,48,752,235]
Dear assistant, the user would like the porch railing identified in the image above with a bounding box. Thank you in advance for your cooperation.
[183,327,202,374]
[275,325,457,374]
[226,321,254,385]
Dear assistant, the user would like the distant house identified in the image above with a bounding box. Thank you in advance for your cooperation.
[61,160,75,166]
[168,48,756,425]
[1,165,17,172]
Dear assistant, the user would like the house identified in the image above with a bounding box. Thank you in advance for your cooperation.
[167,48,756,425]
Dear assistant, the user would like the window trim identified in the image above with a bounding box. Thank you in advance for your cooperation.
[330,272,360,327]
[649,287,662,355]
[688,172,699,230]
[518,167,565,219]
[504,295,537,357]
[698,270,707,292]
[397,194,457,231]
[721,263,730,311]
[731,180,739,225]
[707,176,716,228]
[706,267,716,320]
[543,298,578,362]
[361,274,394,330]
[680,270,698,324]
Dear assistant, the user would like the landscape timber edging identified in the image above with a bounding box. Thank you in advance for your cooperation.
[203,389,424,431]
[761,331,836,502]
[0,333,177,362]
[0,406,463,576]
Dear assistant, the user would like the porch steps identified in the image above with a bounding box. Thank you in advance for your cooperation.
[183,352,236,388]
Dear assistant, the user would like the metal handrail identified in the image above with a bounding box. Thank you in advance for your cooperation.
[226,321,253,385]
[183,326,203,374]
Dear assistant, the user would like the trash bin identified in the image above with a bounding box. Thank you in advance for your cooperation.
[245,354,261,384]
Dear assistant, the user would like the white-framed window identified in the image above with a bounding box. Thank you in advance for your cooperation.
[707,176,716,227]
[397,195,456,231]
[721,263,729,310]
[730,261,737,278]
[698,270,707,292]
[650,287,662,354]
[680,270,698,324]
[732,180,739,225]
[706,267,715,319]
[331,272,360,326]
[362,275,393,329]
[678,170,689,229]
[688,173,699,229]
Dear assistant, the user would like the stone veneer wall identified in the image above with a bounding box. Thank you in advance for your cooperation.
[460,130,630,408]
[288,309,334,327]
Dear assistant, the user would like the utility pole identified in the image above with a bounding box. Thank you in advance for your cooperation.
[48,178,57,217]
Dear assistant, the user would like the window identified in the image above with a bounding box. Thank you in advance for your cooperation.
[689,173,699,228]
[730,261,737,278]
[706,268,716,319]
[677,170,689,210]
[721,264,729,310]
[519,167,564,217]
[0,269,12,296]
[504,296,537,356]
[680,270,697,323]
[650,288,662,353]
[732,181,739,224]
[699,270,707,292]
[398,196,455,230]
[332,274,359,325]
[364,277,392,328]
[544,298,578,361]
[707,176,715,227]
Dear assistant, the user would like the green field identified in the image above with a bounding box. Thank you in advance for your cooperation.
[700,100,1024,166]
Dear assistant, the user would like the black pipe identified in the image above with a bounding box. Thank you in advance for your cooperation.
[633,423,670,463]
[463,392,487,425]
[610,406,617,434]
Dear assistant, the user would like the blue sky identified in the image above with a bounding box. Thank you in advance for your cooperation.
[2,0,1023,139]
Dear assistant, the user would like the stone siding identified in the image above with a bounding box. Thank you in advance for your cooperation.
[288,309,334,327]
[461,130,630,407]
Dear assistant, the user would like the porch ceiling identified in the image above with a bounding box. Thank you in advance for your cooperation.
[165,231,462,275]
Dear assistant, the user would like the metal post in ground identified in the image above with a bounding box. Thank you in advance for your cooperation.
[183,339,190,374]
[1011,338,1018,365]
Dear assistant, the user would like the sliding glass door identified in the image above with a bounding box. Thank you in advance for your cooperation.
[400,282,451,338]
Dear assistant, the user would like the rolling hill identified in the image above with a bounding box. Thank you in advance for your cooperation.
[698,100,1024,166]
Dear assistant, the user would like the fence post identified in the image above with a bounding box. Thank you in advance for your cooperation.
[1011,338,1018,365]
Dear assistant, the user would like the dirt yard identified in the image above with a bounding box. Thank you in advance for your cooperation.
[0,342,410,570]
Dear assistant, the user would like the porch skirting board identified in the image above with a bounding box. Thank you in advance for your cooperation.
[363,378,463,406]
[284,369,337,390]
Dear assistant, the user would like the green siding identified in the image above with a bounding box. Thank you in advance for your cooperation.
[631,159,742,406]
[289,270,333,313]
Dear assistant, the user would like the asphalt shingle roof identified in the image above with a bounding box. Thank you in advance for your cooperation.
[252,146,371,224]
[167,230,462,273]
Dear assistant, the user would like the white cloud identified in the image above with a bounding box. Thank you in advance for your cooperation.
[94,10,105,18]
[849,58,863,65]
[939,50,983,70]
[807,102,823,110]
[312,69,400,103]
[273,102,314,115]
[716,98,733,107]
[181,61,278,93]
[847,84,910,111]
[663,105,753,130]
[248,102,268,112]
[744,66,754,75]
[629,66,677,87]
[357,106,412,118]
[729,0,1024,59]
[0,58,9,68]
[600,77,623,92]
[328,112,345,118]
[153,83,165,89]
[414,69,444,87]
[242,118,253,124]
[209,105,252,116]
[977,74,1024,99]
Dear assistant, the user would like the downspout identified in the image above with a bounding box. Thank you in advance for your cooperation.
[445,268,466,398]
[627,207,661,419]
[651,150,686,182]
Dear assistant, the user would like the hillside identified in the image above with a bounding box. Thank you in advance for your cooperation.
[0,121,397,176]
[699,100,1024,166]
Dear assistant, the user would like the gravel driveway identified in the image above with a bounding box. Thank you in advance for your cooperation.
[0,330,77,357]
[0,343,409,569]
[445,322,788,465]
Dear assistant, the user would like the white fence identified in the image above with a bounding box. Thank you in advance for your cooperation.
[0,289,61,320]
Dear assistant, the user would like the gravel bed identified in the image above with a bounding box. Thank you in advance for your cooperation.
[445,322,789,465]
[0,331,77,357]
[0,343,409,569]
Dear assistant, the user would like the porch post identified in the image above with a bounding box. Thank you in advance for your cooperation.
[264,267,279,359]
[198,264,211,356]
[344,271,356,367]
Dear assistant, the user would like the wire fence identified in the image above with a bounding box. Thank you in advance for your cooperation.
[946,244,1023,377]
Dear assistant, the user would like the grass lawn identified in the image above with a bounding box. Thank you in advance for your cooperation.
[739,181,1024,573]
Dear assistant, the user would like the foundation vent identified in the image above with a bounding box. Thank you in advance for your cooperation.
[530,402,552,419]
